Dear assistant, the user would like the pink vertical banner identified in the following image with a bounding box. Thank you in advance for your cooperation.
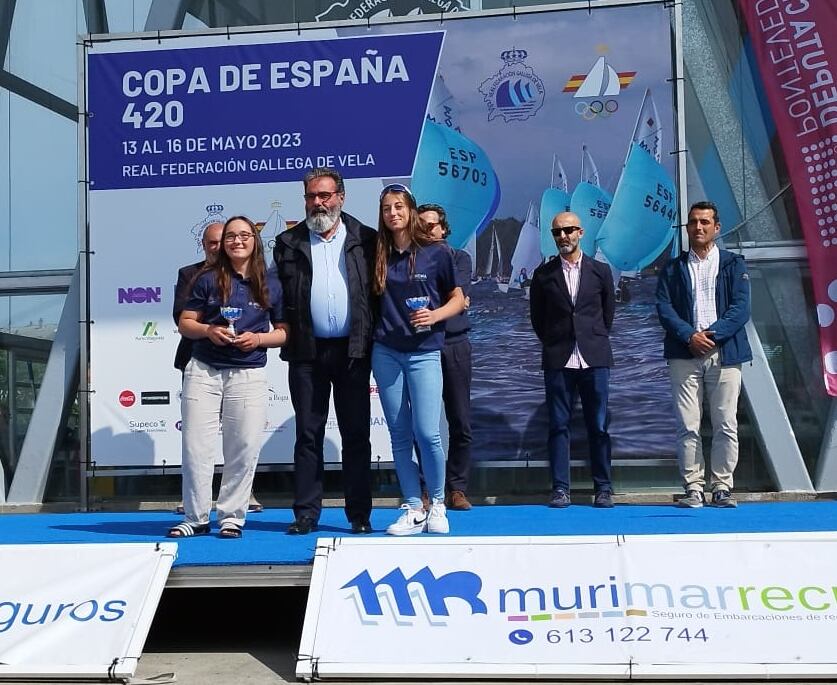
[740,0,837,395]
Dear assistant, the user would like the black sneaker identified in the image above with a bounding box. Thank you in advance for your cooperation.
[711,490,737,508]
[548,489,571,508]
[593,490,615,508]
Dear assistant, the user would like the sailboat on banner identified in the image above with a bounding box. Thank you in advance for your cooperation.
[482,225,504,284]
[539,155,571,260]
[596,88,676,282]
[499,201,541,298]
[463,231,479,283]
[573,55,623,98]
[570,145,613,259]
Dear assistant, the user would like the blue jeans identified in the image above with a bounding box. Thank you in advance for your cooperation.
[544,366,612,493]
[372,343,445,508]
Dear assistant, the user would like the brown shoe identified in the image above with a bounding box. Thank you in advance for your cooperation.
[421,491,430,511]
[448,490,472,511]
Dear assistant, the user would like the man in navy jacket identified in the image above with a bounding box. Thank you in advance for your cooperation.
[530,211,616,508]
[656,201,752,509]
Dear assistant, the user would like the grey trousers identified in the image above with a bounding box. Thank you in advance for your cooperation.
[181,359,267,528]
[668,349,742,492]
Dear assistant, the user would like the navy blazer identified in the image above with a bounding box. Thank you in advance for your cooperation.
[529,255,615,370]
[173,260,206,371]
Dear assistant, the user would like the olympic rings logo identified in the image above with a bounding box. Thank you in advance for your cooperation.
[575,99,619,119]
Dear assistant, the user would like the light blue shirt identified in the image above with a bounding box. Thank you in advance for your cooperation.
[309,221,351,338]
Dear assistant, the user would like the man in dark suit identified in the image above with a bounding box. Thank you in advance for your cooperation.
[173,222,223,373]
[274,168,377,535]
[418,203,474,511]
[173,221,262,514]
[530,211,616,508]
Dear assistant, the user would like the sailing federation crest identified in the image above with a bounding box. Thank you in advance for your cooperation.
[479,48,545,123]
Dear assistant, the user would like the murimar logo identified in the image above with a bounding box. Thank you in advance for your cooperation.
[118,287,161,304]
[342,566,487,624]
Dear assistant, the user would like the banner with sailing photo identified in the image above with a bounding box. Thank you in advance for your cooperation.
[84,1,678,467]
[338,2,679,461]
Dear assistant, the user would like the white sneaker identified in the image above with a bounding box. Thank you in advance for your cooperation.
[386,504,428,536]
[426,500,449,534]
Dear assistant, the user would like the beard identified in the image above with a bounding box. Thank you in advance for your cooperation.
[306,205,341,234]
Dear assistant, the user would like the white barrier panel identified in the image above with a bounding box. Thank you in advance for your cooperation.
[0,543,175,680]
[298,533,837,680]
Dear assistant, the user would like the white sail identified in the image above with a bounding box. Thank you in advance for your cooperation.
[493,227,504,277]
[575,56,607,98]
[482,226,495,276]
[603,64,621,96]
[580,145,601,187]
[464,232,478,281]
[551,154,569,193]
[631,88,662,163]
[508,202,541,290]
[428,73,463,132]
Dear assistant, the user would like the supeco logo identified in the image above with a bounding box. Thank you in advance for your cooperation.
[129,419,167,433]
[118,287,161,304]
[119,390,136,407]
[342,566,487,624]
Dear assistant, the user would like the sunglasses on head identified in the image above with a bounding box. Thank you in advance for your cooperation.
[551,225,581,237]
[380,183,415,202]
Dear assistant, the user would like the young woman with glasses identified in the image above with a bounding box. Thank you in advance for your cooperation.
[372,185,466,535]
[168,216,288,539]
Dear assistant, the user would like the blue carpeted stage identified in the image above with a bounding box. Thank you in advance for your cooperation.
[3,501,836,586]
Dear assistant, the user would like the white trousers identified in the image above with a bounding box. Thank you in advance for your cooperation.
[668,349,742,492]
[181,359,267,528]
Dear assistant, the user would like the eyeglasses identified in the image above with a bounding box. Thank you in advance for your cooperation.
[551,225,581,237]
[380,183,415,202]
[303,190,341,202]
[224,232,254,243]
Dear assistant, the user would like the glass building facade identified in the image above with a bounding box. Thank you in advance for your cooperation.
[0,0,833,506]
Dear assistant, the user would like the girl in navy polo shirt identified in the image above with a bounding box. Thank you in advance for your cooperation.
[372,185,465,535]
[168,216,288,539]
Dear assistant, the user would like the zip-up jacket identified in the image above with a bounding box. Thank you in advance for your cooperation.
[273,212,377,362]
[656,248,752,366]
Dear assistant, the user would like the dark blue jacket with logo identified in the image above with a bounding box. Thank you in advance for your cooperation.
[655,248,752,366]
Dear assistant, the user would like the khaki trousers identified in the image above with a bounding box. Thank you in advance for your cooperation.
[668,349,742,492]
[181,359,267,528]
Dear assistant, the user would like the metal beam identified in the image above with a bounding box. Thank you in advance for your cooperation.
[0,270,73,296]
[7,264,80,504]
[0,0,16,65]
[814,399,837,492]
[741,321,814,492]
[81,0,108,34]
[144,0,189,31]
[0,70,77,120]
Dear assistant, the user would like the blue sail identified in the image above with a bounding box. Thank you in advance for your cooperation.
[411,120,501,249]
[570,182,612,257]
[539,188,570,258]
[597,142,676,272]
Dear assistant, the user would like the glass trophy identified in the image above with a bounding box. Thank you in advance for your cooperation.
[219,306,243,339]
[405,296,431,333]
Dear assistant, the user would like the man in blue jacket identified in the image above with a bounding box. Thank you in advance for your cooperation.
[656,201,752,509]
